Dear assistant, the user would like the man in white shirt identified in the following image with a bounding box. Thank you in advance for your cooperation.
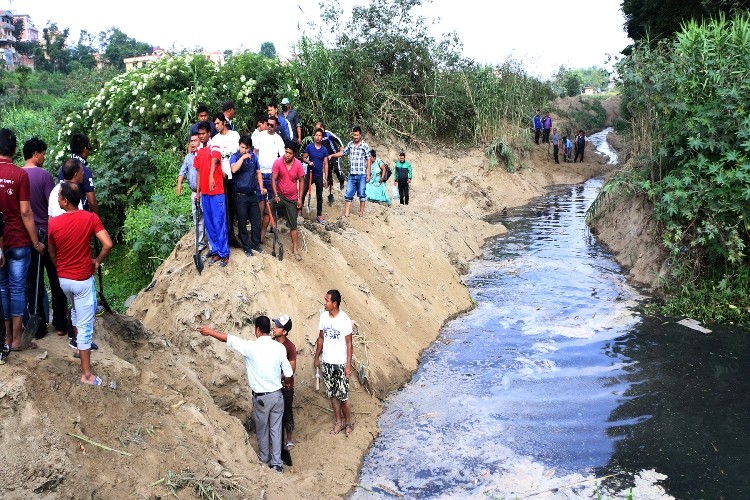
[314,289,354,436]
[253,116,286,243]
[49,159,84,218]
[211,113,241,248]
[198,315,293,472]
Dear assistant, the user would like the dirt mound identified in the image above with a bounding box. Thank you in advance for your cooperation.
[0,142,611,499]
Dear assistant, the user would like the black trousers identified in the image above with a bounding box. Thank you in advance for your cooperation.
[302,171,324,217]
[542,128,551,144]
[553,144,559,163]
[574,146,585,163]
[330,159,344,187]
[235,192,261,252]
[224,178,238,245]
[535,128,541,144]
[397,180,410,205]
[27,243,68,337]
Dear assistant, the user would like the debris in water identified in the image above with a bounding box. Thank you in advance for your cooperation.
[676,318,712,334]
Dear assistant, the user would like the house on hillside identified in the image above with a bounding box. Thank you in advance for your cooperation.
[11,12,37,68]
[124,47,165,71]
[581,86,594,96]
[0,10,20,69]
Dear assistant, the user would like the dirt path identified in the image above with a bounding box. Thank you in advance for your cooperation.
[0,131,612,499]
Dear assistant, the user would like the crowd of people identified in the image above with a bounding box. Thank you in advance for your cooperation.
[531,109,589,164]
[180,100,415,265]
[0,128,112,386]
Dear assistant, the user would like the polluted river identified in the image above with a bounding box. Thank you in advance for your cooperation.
[354,129,750,499]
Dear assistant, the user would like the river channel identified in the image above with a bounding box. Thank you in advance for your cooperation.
[354,131,750,499]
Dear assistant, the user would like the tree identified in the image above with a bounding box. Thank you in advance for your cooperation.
[99,28,152,71]
[622,0,750,43]
[260,42,277,58]
[71,30,98,70]
[33,23,71,73]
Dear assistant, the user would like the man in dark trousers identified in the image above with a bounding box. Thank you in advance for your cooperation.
[541,111,552,144]
[393,152,413,205]
[198,316,293,472]
[574,130,587,163]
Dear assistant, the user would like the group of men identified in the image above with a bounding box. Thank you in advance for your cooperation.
[0,129,112,385]
[532,110,588,164]
[179,99,363,263]
[198,289,353,473]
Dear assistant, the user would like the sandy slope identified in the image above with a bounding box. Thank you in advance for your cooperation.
[0,137,611,498]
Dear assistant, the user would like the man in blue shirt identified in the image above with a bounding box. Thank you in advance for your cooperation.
[532,110,542,145]
[268,102,292,143]
[230,135,266,256]
[302,128,330,223]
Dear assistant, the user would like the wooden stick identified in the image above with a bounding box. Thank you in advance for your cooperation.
[67,432,132,456]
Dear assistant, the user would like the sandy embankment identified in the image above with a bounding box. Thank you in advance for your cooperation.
[0,137,609,499]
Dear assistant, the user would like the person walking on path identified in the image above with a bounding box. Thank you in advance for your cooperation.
[0,128,46,354]
[48,182,113,385]
[197,316,293,472]
[271,143,305,260]
[314,289,354,437]
[177,133,209,254]
[532,110,542,145]
[195,122,230,267]
[328,126,372,218]
[393,152,413,205]
[541,112,552,144]
[551,127,560,164]
[272,314,297,449]
[23,138,64,339]
[574,130,587,163]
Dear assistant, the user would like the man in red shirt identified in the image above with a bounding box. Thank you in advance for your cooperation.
[271,144,304,260]
[0,128,45,357]
[48,182,112,385]
[194,121,230,267]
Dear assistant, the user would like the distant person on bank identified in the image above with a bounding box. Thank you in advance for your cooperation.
[551,127,560,164]
[365,149,391,206]
[532,110,542,145]
[197,316,293,473]
[393,152,413,205]
[48,182,113,385]
[302,127,331,223]
[541,111,552,144]
[314,289,354,437]
[574,130,587,163]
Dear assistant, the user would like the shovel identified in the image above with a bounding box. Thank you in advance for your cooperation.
[193,197,204,274]
[266,197,284,261]
[303,171,314,220]
[95,240,113,313]
[327,184,334,206]
[20,251,43,349]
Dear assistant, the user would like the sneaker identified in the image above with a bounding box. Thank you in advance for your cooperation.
[207,254,221,265]
[69,337,77,349]
[316,216,326,224]
[252,246,264,254]
[244,249,253,257]
[0,344,10,365]
[219,257,229,267]
[286,441,295,449]
[269,464,283,473]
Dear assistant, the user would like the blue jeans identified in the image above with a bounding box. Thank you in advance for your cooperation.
[1,246,31,320]
[344,174,367,202]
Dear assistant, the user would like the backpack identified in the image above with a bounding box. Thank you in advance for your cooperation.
[381,163,392,183]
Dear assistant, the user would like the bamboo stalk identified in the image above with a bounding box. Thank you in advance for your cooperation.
[67,432,132,456]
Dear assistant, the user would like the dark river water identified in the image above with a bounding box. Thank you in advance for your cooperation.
[354,131,750,499]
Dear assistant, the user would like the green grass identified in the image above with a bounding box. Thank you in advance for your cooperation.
[101,244,152,312]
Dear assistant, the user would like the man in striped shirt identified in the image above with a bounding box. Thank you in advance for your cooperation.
[329,126,372,218]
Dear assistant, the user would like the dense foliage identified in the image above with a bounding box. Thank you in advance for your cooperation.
[615,14,750,323]
[621,0,749,44]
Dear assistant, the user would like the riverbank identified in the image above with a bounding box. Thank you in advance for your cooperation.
[0,137,611,499]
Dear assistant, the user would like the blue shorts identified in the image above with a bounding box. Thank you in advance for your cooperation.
[345,174,367,202]
[257,173,273,202]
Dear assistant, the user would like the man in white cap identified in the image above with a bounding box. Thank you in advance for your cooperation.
[198,315,292,472]
[280,98,301,145]
[272,313,297,449]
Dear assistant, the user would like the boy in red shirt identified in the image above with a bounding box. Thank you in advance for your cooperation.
[48,182,112,385]
[194,121,230,266]
[271,144,304,260]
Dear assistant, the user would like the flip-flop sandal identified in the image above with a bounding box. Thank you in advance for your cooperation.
[79,376,103,386]
[294,253,302,261]
[330,422,344,435]
[345,423,354,436]
[11,341,38,351]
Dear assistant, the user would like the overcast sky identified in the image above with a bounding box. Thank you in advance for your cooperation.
[11,0,631,79]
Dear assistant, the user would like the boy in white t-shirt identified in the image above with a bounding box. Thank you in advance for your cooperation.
[314,289,354,436]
